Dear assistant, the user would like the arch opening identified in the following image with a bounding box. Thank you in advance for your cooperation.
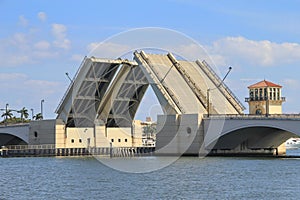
[0,133,28,146]
[207,126,297,155]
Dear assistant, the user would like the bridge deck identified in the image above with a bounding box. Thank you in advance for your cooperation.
[204,114,300,120]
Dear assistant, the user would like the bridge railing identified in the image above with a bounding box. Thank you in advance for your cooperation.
[55,56,87,113]
[0,123,30,128]
[204,114,300,120]
[3,144,55,150]
[199,60,246,112]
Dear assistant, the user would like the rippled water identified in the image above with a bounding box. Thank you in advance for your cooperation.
[1,150,300,200]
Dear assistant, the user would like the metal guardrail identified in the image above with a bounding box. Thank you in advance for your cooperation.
[204,114,300,120]
[245,97,286,102]
[167,53,207,108]
[200,60,246,112]
[1,145,155,158]
[0,123,30,128]
[3,144,55,150]
[136,51,184,114]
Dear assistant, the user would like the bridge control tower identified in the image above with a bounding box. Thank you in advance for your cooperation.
[245,80,285,115]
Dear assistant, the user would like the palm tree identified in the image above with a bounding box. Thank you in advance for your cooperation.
[34,113,43,120]
[1,109,13,121]
[18,107,29,122]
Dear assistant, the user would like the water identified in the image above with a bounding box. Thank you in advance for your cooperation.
[1,151,300,200]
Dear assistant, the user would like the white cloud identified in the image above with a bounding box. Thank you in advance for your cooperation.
[208,36,300,67]
[0,18,75,67]
[0,73,27,81]
[51,23,71,50]
[87,42,131,58]
[0,72,65,118]
[9,55,31,65]
[18,15,28,27]
[32,50,59,59]
[53,38,71,50]
[11,33,28,47]
[282,79,300,89]
[71,54,85,62]
[51,24,67,39]
[37,12,47,22]
[34,40,50,50]
[24,79,61,95]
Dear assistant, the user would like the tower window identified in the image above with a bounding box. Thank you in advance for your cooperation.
[264,88,267,100]
[250,90,254,100]
[259,88,263,100]
[255,89,258,100]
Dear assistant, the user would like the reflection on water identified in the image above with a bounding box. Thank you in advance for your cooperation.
[1,155,300,200]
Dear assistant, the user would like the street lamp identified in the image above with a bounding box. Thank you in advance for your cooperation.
[31,108,34,120]
[5,103,9,125]
[207,67,232,117]
[65,72,72,82]
[41,99,45,119]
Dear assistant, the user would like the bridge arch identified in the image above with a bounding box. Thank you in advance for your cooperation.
[0,125,29,146]
[0,133,28,146]
[205,118,300,151]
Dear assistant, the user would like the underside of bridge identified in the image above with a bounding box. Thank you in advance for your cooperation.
[211,127,293,149]
[206,119,300,155]
[0,133,27,146]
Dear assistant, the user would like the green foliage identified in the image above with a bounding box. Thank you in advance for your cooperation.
[1,109,13,119]
[34,113,43,120]
[143,124,156,135]
[17,107,29,122]
[1,106,31,125]
[0,117,31,125]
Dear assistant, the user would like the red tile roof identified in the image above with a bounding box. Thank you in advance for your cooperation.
[248,80,282,89]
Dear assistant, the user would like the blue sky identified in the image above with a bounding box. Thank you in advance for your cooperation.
[1,0,300,119]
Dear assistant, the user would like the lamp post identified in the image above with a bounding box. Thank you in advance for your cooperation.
[207,67,232,117]
[41,99,45,119]
[65,72,72,82]
[5,103,9,125]
[31,108,34,120]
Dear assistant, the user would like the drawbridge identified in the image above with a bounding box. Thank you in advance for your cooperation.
[3,51,300,156]
[55,51,245,127]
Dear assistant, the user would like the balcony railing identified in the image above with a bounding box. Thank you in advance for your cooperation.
[245,97,286,102]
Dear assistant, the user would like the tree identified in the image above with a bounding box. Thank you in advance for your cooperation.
[18,107,29,122]
[1,109,13,121]
[34,113,43,120]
